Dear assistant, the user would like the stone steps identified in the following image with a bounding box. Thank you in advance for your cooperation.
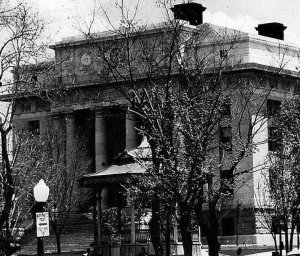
[19,233,94,255]
[18,213,94,255]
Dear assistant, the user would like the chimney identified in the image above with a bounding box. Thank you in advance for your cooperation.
[171,2,206,26]
[255,22,287,40]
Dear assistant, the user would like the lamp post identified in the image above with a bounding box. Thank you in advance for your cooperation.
[33,179,49,256]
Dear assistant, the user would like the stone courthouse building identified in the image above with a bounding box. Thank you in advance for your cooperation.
[9,2,300,255]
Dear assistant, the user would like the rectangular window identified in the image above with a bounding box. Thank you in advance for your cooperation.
[21,100,31,113]
[220,49,228,58]
[221,217,235,236]
[220,127,232,151]
[28,120,40,135]
[56,76,62,84]
[267,99,281,117]
[36,99,49,112]
[269,78,279,90]
[221,168,234,179]
[221,168,234,195]
[268,127,281,151]
[294,81,300,95]
[221,99,231,116]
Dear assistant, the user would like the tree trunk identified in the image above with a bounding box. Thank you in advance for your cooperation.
[290,225,295,252]
[284,225,289,253]
[0,129,14,229]
[55,232,62,254]
[165,213,171,256]
[0,129,14,256]
[149,197,163,256]
[205,227,219,256]
[5,240,11,256]
[195,192,220,256]
[272,233,278,253]
[5,221,11,256]
[178,207,193,256]
[178,201,194,256]
[204,201,220,256]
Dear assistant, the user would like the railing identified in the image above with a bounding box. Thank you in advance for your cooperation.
[121,230,130,244]
[178,230,200,242]
[135,229,151,243]
[121,229,151,244]
[101,228,199,244]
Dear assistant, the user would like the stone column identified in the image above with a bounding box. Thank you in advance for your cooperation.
[65,112,75,170]
[173,223,178,243]
[39,117,47,137]
[52,114,64,162]
[198,226,201,244]
[95,110,108,171]
[130,202,136,243]
[96,188,103,245]
[53,115,62,131]
[126,112,138,150]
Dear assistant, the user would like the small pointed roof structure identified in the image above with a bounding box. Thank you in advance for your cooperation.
[127,136,151,159]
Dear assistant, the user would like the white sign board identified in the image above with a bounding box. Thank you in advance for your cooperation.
[36,212,49,237]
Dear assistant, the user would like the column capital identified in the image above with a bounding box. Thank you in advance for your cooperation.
[51,113,64,120]
[126,110,138,121]
[65,111,75,119]
[94,108,109,118]
[51,113,61,119]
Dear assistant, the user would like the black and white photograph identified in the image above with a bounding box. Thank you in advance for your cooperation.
[0,1,299,256]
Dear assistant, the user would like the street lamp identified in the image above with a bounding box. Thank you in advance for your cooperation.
[34,179,49,256]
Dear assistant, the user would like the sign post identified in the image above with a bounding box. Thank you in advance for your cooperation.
[36,212,50,237]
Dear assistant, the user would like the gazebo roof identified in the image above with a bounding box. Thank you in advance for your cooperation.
[79,161,149,186]
[79,137,151,187]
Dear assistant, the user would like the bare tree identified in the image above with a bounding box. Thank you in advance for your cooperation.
[73,1,296,256]
[36,123,92,254]
[0,1,47,255]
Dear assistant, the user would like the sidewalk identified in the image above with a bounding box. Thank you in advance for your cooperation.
[18,252,85,256]
[201,247,277,256]
[220,249,275,256]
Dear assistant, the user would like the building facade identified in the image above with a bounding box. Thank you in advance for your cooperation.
[10,3,300,254]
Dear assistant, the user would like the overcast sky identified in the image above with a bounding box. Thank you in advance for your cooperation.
[26,0,300,46]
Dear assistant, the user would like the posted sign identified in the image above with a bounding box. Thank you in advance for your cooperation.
[36,212,49,237]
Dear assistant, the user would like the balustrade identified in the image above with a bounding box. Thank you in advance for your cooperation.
[99,229,199,244]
